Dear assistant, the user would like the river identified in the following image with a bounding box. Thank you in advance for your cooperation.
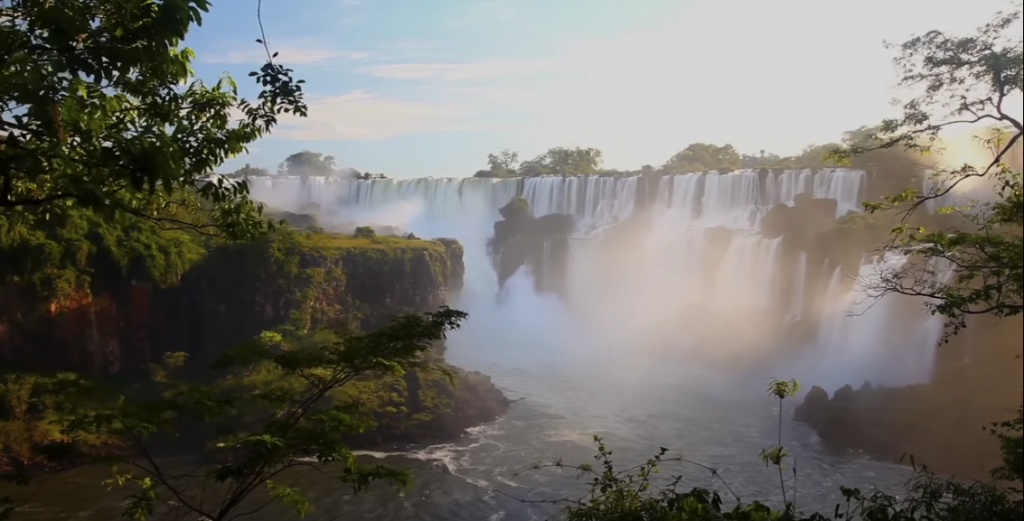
[6,337,912,521]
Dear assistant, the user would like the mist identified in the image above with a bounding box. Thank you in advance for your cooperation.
[242,170,950,394]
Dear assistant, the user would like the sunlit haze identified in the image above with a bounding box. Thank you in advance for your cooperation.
[192,0,1022,177]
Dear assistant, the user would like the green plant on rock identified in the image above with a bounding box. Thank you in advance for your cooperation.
[0,0,307,240]
[57,307,468,521]
[0,206,209,314]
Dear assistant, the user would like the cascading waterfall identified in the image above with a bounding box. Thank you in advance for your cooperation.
[241,167,947,390]
[786,253,807,323]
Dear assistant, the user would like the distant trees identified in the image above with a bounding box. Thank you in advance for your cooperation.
[229,163,271,177]
[474,146,603,177]
[226,152,388,179]
[521,146,603,176]
[663,143,743,173]
[280,150,336,176]
[473,149,520,178]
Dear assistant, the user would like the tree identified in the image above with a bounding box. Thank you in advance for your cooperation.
[487,149,519,173]
[229,163,271,178]
[0,0,307,240]
[353,225,376,239]
[473,149,520,178]
[518,146,602,177]
[832,1,1022,332]
[281,150,336,177]
[63,307,468,521]
[663,143,743,173]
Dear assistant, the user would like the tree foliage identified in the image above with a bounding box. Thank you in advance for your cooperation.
[663,143,744,173]
[0,0,307,240]
[0,204,208,315]
[228,163,272,178]
[522,146,603,176]
[831,1,1022,333]
[474,146,603,177]
[55,307,467,521]
[280,150,337,177]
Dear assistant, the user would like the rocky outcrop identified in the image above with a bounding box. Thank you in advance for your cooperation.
[0,228,466,374]
[178,230,464,361]
[346,367,510,448]
[1,222,511,468]
[488,197,574,296]
[794,316,1022,480]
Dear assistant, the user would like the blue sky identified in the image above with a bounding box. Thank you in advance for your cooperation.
[188,0,1021,177]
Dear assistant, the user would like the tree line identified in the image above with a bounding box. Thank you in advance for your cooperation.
[474,124,1023,178]
[224,150,388,180]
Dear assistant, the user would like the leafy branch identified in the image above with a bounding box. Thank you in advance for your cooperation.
[57,307,467,521]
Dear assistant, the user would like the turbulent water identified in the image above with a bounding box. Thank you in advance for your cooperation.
[11,169,940,520]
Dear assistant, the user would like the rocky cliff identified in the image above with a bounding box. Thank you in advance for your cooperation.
[488,197,574,296]
[176,229,465,364]
[1,213,509,463]
[794,315,1022,480]
[0,223,464,374]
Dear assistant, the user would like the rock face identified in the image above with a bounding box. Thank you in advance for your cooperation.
[794,316,1022,480]
[0,229,465,374]
[345,368,511,449]
[1,223,509,456]
[488,197,574,296]
[178,231,465,363]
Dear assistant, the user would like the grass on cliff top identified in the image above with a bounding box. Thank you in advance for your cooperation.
[290,228,457,254]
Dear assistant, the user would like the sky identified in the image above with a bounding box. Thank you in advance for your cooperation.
[188,0,1023,177]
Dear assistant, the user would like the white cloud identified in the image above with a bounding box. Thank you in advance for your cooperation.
[204,46,370,64]
[273,90,478,140]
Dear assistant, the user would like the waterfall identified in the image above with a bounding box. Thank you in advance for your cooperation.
[793,254,948,389]
[787,253,807,323]
[241,168,949,389]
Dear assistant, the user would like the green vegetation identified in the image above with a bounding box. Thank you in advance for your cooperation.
[664,143,744,173]
[229,163,273,178]
[0,224,485,519]
[1,2,482,519]
[470,124,932,178]
[221,150,389,179]
[830,1,1022,334]
[40,308,467,521]
[475,146,603,177]
[0,206,209,319]
[0,0,306,241]
[279,150,337,176]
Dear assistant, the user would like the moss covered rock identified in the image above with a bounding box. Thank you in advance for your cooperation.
[340,367,510,448]
[180,229,464,360]
[0,217,466,374]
